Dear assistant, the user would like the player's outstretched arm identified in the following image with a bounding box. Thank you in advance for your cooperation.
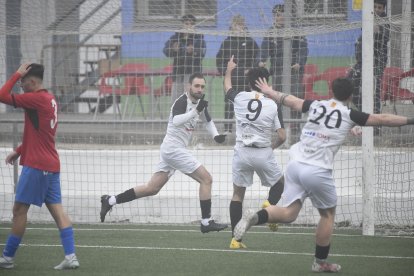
[224,55,236,93]
[255,78,304,112]
[365,113,414,127]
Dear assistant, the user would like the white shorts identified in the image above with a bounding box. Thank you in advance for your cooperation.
[281,160,337,209]
[232,146,282,187]
[156,143,201,177]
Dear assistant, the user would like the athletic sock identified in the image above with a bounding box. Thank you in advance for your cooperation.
[201,218,210,226]
[116,188,136,204]
[200,199,211,219]
[268,178,284,205]
[108,196,116,205]
[315,244,330,261]
[230,201,242,233]
[59,227,75,256]
[257,209,269,225]
[3,234,22,258]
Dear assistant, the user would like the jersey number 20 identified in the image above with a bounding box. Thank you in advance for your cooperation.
[309,105,342,129]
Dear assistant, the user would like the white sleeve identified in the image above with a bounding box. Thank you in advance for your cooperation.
[172,109,198,126]
[205,120,219,138]
[273,111,282,131]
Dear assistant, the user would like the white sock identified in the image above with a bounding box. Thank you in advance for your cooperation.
[108,196,116,206]
[2,255,13,262]
[65,253,75,260]
[201,218,211,226]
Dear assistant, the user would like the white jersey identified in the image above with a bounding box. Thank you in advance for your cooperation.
[228,88,282,148]
[162,93,217,148]
[290,99,369,169]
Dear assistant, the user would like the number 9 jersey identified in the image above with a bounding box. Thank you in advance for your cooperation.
[290,99,369,170]
[228,88,282,148]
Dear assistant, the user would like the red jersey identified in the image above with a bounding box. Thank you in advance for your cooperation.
[0,72,60,172]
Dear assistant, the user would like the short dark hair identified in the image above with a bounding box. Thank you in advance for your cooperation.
[247,67,270,91]
[189,72,205,84]
[24,63,44,80]
[374,0,387,7]
[181,14,196,24]
[332,77,353,101]
[272,4,284,14]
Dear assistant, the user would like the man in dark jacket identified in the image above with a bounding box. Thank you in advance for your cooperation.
[258,4,308,143]
[163,14,206,103]
[348,0,389,117]
[216,15,260,133]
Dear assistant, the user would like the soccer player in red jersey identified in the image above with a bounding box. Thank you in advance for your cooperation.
[0,63,79,270]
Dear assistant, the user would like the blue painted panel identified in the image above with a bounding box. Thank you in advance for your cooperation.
[121,0,362,58]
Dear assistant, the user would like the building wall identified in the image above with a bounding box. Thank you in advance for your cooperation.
[121,0,362,59]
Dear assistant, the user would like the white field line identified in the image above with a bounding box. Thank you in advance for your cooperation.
[1,227,413,259]
[1,227,414,239]
[0,242,412,260]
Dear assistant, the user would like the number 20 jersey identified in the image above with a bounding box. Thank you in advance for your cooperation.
[290,99,369,170]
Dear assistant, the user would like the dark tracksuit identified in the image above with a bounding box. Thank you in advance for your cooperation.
[259,26,308,141]
[216,34,260,132]
[348,11,389,114]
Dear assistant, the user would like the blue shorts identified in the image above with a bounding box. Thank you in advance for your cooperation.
[15,166,62,207]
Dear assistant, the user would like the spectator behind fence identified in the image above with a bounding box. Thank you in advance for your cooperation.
[348,0,389,116]
[258,4,308,143]
[216,14,260,133]
[163,14,207,104]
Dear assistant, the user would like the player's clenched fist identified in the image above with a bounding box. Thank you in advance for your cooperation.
[196,95,208,113]
[214,134,226,143]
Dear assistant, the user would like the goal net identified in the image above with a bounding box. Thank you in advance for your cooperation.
[0,0,413,234]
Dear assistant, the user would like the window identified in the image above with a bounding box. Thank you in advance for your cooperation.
[135,0,217,27]
[297,0,347,19]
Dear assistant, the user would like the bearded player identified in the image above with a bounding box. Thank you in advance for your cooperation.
[100,73,228,233]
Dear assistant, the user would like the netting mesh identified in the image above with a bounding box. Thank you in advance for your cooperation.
[0,0,413,234]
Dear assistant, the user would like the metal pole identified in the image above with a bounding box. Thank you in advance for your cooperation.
[401,0,412,71]
[6,0,22,113]
[361,0,375,236]
[12,122,18,192]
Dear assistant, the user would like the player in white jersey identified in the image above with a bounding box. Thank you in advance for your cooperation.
[100,73,228,233]
[234,77,414,272]
[224,56,286,249]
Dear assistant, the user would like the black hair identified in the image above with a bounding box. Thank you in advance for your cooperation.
[247,67,270,91]
[181,14,196,24]
[332,77,353,101]
[189,72,205,84]
[272,4,284,14]
[24,63,44,80]
[374,0,387,7]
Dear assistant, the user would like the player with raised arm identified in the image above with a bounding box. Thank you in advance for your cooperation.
[100,73,228,233]
[234,77,414,272]
[224,56,286,249]
[0,63,79,270]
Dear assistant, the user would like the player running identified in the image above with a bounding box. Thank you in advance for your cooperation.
[233,76,414,273]
[100,72,228,233]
